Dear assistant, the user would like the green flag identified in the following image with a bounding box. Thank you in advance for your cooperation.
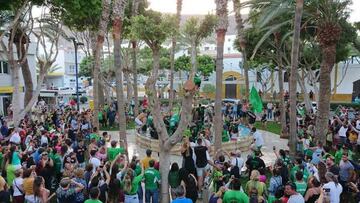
[249,86,263,113]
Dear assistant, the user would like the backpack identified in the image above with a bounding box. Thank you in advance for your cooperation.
[274,178,284,199]
[230,158,241,179]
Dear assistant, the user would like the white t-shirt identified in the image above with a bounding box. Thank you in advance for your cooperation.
[12,177,24,196]
[356,120,360,130]
[40,135,48,145]
[89,156,101,172]
[231,157,244,174]
[10,132,21,144]
[253,131,264,147]
[338,126,348,138]
[288,193,304,203]
[323,181,343,203]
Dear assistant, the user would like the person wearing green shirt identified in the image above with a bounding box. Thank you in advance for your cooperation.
[122,168,143,203]
[290,158,309,182]
[90,127,101,142]
[144,160,160,203]
[168,163,180,189]
[49,148,62,176]
[107,141,124,161]
[223,179,249,203]
[85,187,103,203]
[295,171,307,196]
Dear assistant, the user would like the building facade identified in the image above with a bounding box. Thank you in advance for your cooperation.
[0,37,37,115]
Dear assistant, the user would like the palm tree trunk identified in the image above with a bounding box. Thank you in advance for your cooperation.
[113,0,127,144]
[214,0,228,149]
[315,44,336,143]
[243,51,250,98]
[274,32,287,138]
[169,0,183,111]
[289,0,304,155]
[233,0,249,98]
[93,0,111,129]
[131,41,139,116]
[131,0,139,116]
[214,29,226,149]
[125,69,132,102]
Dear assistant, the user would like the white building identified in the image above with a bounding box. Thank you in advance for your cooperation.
[44,43,87,89]
[0,37,37,115]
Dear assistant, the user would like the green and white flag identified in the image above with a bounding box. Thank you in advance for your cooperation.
[249,86,263,113]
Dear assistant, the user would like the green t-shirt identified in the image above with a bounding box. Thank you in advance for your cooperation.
[168,171,180,188]
[85,199,102,203]
[122,174,143,195]
[6,164,16,186]
[107,147,124,161]
[223,190,249,203]
[290,166,309,182]
[49,153,62,174]
[295,181,307,196]
[144,168,160,190]
[12,152,21,165]
[90,133,100,141]
[98,112,103,121]
[135,165,142,176]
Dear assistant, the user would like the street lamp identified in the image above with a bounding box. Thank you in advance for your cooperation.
[69,37,84,111]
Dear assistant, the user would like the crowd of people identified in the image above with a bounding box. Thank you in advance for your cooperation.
[0,95,358,203]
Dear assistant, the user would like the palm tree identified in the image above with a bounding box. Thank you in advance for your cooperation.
[113,0,128,145]
[93,0,111,129]
[169,0,183,111]
[289,0,304,154]
[314,0,348,143]
[233,0,249,99]
[131,0,140,116]
[214,0,228,149]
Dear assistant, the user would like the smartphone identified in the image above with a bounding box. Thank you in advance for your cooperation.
[273,146,276,150]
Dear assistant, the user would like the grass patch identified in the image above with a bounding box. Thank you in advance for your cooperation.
[254,121,281,135]
[100,121,135,131]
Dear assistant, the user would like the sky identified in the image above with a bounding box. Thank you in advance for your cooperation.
[148,0,360,22]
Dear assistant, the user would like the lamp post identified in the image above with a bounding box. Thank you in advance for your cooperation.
[69,37,84,111]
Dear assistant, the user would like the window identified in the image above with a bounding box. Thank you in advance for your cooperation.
[68,65,75,73]
[228,47,231,52]
[256,72,262,82]
[0,61,9,74]
[284,71,289,82]
[204,46,209,51]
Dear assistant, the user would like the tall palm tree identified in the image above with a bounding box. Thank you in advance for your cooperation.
[289,0,304,154]
[274,32,288,138]
[314,0,347,143]
[233,0,249,99]
[113,0,128,144]
[214,0,228,149]
[169,0,183,111]
[131,0,140,116]
[93,0,111,129]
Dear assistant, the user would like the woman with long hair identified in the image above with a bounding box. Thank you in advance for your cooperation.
[245,170,267,199]
[122,168,143,203]
[304,176,321,203]
[323,172,343,203]
[26,176,50,203]
[168,162,180,189]
[180,137,196,176]
[179,168,198,203]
